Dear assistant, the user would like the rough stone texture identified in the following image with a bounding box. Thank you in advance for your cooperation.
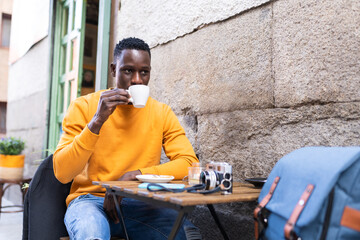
[189,102,360,239]
[197,102,360,182]
[116,0,271,47]
[148,2,360,237]
[188,201,257,240]
[149,5,273,116]
[273,0,360,107]
[177,115,199,153]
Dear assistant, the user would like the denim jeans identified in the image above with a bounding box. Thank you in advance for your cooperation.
[64,194,198,240]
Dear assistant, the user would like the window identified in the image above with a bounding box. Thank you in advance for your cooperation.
[0,102,6,133]
[1,14,11,47]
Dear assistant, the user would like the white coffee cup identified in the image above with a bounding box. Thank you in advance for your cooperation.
[126,85,150,108]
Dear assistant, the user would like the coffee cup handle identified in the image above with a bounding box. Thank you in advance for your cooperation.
[126,90,133,103]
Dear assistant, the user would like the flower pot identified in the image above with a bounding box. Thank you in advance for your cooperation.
[0,154,25,180]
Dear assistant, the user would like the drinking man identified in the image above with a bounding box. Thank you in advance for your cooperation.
[53,37,201,240]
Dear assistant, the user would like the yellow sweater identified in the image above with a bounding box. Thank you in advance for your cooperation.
[53,90,198,206]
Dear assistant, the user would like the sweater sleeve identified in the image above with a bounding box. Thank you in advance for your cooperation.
[139,105,198,179]
[53,97,99,183]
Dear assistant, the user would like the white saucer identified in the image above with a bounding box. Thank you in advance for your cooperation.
[136,175,174,183]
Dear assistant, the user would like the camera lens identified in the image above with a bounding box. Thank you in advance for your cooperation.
[221,179,231,190]
[220,171,232,193]
[200,170,217,190]
[224,172,231,180]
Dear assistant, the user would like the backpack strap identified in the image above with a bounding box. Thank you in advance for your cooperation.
[284,184,314,240]
[340,206,360,232]
[254,176,280,240]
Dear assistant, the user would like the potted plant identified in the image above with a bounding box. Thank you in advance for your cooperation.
[0,137,25,180]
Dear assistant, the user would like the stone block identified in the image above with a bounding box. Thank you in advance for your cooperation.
[117,0,272,47]
[177,114,198,151]
[197,102,360,181]
[273,0,360,107]
[189,202,257,240]
[150,5,273,115]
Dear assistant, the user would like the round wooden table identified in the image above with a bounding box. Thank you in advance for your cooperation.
[0,178,32,215]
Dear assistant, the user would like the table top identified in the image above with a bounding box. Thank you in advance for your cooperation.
[93,181,261,207]
[0,178,32,184]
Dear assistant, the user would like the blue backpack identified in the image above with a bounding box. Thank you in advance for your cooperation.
[254,147,360,240]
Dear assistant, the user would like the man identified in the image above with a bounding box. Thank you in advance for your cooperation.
[53,37,201,239]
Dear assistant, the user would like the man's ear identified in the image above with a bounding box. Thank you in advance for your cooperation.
[110,62,116,77]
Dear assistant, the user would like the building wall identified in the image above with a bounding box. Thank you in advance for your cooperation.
[5,37,51,202]
[0,0,13,13]
[0,0,13,101]
[0,48,9,102]
[0,0,13,138]
[115,0,360,239]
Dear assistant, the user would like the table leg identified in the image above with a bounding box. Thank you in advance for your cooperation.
[112,191,129,240]
[168,209,188,240]
[0,183,3,219]
[0,183,25,214]
[207,204,230,240]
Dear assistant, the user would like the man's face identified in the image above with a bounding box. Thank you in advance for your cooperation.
[110,49,151,89]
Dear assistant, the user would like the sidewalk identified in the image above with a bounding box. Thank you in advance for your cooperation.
[0,198,23,240]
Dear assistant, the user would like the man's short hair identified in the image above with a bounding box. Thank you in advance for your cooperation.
[114,37,151,60]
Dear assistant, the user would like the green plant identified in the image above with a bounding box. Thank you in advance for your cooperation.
[22,183,29,190]
[0,137,25,155]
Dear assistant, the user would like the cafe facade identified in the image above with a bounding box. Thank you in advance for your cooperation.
[6,0,360,238]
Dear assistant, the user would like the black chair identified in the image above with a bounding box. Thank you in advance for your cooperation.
[22,154,72,240]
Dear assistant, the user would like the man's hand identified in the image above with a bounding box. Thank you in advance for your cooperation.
[103,192,122,224]
[118,170,142,181]
[103,170,141,223]
[88,88,130,134]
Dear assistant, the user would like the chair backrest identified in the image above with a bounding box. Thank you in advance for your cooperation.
[22,154,72,240]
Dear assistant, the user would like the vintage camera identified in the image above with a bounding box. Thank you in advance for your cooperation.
[199,162,233,195]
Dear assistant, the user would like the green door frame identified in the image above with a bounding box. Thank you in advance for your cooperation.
[95,0,111,91]
[47,0,111,153]
[48,0,86,152]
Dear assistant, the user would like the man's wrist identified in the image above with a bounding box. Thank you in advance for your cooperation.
[88,116,104,134]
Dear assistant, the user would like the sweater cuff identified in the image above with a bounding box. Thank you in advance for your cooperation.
[75,125,100,150]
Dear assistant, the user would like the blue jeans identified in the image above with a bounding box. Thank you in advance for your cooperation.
[64,194,199,240]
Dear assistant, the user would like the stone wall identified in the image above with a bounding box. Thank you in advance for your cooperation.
[116,0,360,239]
[116,0,271,48]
